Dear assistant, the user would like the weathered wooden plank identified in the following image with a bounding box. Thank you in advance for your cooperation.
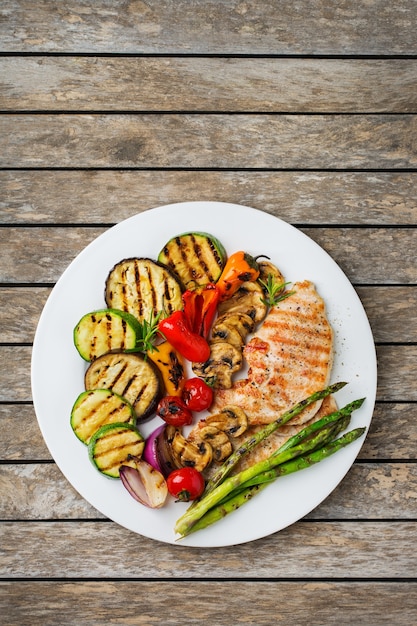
[1,462,416,521]
[1,227,417,285]
[356,286,417,344]
[0,404,50,460]
[1,114,416,169]
[2,57,417,113]
[0,287,50,342]
[1,581,417,626]
[1,520,416,578]
[1,0,416,54]
[2,402,415,462]
[2,170,417,226]
[2,286,416,344]
[0,345,415,403]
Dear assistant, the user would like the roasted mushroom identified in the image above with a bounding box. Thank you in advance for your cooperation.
[257,259,285,290]
[189,425,232,463]
[192,341,243,389]
[205,405,248,438]
[217,281,267,324]
[210,319,245,348]
[170,428,213,472]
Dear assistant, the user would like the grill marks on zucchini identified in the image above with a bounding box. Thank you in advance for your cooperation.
[88,422,145,478]
[158,232,226,288]
[74,309,141,361]
[84,352,163,423]
[105,258,182,323]
[71,389,135,444]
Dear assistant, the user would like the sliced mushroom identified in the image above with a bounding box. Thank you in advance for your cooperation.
[210,319,245,348]
[170,428,213,472]
[192,341,243,389]
[205,405,248,438]
[220,312,255,337]
[217,281,267,324]
[189,425,232,463]
[257,260,285,290]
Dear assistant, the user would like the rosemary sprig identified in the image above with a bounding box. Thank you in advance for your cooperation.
[125,310,165,354]
[259,274,295,307]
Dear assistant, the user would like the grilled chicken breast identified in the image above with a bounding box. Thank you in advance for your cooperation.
[211,280,334,426]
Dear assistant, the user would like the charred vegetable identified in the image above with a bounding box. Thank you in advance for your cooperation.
[217,281,267,323]
[74,308,142,361]
[189,425,232,463]
[216,251,260,301]
[70,388,135,444]
[147,341,186,397]
[88,422,145,478]
[158,232,226,288]
[84,351,163,423]
[120,459,168,508]
[205,406,248,438]
[105,257,182,324]
[169,427,213,472]
[192,341,243,389]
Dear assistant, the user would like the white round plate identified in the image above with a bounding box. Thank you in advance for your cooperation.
[31,202,377,547]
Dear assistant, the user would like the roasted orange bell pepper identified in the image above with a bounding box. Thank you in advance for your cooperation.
[147,340,186,396]
[216,251,260,301]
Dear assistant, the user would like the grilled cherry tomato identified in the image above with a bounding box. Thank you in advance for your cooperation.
[157,396,193,427]
[182,377,214,412]
[167,467,205,502]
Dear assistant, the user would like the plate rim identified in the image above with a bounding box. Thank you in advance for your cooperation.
[31,201,377,547]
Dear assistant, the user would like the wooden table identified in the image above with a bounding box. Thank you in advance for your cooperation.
[1,2,416,624]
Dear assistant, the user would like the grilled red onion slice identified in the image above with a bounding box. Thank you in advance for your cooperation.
[120,460,168,509]
[142,424,165,472]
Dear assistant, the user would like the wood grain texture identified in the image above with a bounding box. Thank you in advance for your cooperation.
[1,520,416,578]
[2,286,417,343]
[1,462,416,521]
[2,170,417,226]
[2,581,416,626]
[2,402,416,462]
[2,57,417,112]
[1,227,417,284]
[1,114,416,169]
[1,0,416,54]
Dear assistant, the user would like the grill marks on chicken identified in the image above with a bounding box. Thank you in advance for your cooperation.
[211,280,334,426]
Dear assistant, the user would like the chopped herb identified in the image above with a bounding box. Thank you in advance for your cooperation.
[259,274,295,307]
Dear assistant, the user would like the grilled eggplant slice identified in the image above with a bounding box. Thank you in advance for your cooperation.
[85,352,163,423]
[71,388,135,444]
[105,257,182,324]
[74,308,142,362]
[158,232,226,288]
[88,422,145,478]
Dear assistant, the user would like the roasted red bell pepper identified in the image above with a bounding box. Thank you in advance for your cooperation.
[182,283,220,339]
[216,251,260,301]
[158,310,211,363]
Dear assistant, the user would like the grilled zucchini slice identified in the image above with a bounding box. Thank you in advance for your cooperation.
[74,308,142,362]
[105,257,183,324]
[158,232,226,288]
[85,352,163,423]
[88,422,145,478]
[70,388,135,444]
